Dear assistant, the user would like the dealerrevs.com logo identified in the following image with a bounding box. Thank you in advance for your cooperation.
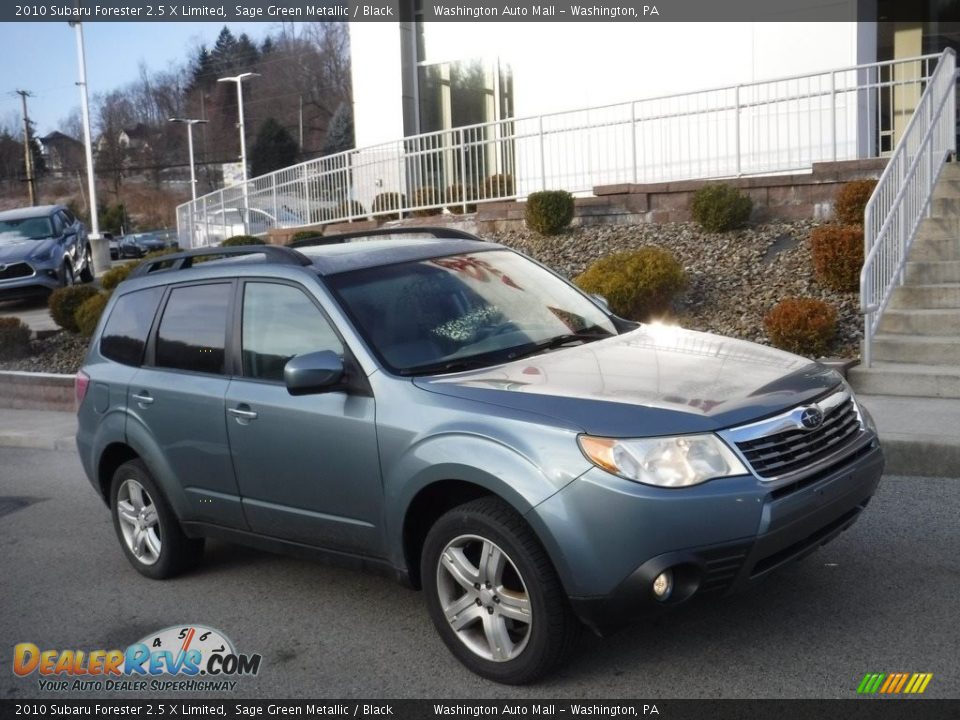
[13,625,262,693]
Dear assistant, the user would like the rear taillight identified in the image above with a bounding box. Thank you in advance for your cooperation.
[75,370,90,408]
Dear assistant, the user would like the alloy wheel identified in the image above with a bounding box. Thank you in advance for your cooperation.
[116,478,162,565]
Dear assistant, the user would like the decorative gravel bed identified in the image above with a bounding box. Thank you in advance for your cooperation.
[0,219,859,375]
[490,220,860,358]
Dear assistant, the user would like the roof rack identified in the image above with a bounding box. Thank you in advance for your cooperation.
[128,245,312,279]
[287,226,483,248]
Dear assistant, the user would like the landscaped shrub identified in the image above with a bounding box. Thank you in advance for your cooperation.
[525,190,575,236]
[446,184,477,214]
[372,192,407,221]
[833,179,877,226]
[482,173,515,199]
[809,224,864,292]
[574,247,687,321]
[691,183,753,232]
[764,297,838,357]
[335,199,366,219]
[221,235,265,246]
[75,293,110,338]
[48,285,100,334]
[0,317,31,360]
[412,187,442,217]
[100,262,137,291]
[289,229,323,244]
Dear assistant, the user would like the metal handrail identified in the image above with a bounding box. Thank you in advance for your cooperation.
[178,53,939,247]
[860,48,957,367]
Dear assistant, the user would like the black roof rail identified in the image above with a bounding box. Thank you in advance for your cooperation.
[287,226,483,248]
[128,245,312,279]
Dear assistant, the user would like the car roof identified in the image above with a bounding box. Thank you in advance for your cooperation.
[0,204,63,220]
[300,237,498,276]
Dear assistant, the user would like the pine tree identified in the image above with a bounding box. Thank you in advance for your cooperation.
[321,102,354,156]
[250,118,298,177]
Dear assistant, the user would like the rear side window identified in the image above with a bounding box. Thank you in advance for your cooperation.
[100,287,164,366]
[156,284,231,375]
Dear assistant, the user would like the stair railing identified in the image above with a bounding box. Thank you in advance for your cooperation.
[861,48,957,367]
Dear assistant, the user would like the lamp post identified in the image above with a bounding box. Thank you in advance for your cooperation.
[169,118,207,247]
[217,73,259,233]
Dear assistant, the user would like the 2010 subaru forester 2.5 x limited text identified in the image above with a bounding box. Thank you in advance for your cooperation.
[76,229,884,684]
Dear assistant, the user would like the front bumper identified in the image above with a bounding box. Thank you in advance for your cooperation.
[530,434,883,635]
[0,262,61,299]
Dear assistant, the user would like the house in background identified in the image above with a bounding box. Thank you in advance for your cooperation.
[38,131,84,177]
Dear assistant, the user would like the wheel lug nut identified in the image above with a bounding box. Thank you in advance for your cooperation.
[485,582,491,589]
[486,606,494,614]
[474,583,480,589]
[494,597,500,603]
[475,598,482,606]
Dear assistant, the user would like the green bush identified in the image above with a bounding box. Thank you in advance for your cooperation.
[525,190,575,236]
[48,285,100,334]
[412,187,442,217]
[764,297,838,357]
[0,317,31,360]
[833,179,877,226]
[809,224,864,292]
[446,185,477,214]
[691,183,753,232]
[221,235,265,246]
[100,262,137,291]
[482,173,515,199]
[372,192,407,221]
[75,292,110,338]
[574,247,687,321]
[335,199,366,219]
[289,229,323,244]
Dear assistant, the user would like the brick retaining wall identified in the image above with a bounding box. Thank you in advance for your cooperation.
[0,371,75,412]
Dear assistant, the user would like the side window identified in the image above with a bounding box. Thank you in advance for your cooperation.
[60,208,75,225]
[50,213,64,237]
[156,284,231,375]
[242,282,343,382]
[100,287,164,366]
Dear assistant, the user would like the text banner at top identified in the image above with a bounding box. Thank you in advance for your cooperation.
[2,1,952,24]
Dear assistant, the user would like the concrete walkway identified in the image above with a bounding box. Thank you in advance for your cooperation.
[0,396,958,477]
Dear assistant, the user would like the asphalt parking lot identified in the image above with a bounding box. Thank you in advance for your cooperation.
[1,447,957,700]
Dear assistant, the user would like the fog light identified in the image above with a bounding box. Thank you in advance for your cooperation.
[652,570,673,601]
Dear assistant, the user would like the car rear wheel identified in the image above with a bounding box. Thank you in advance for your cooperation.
[79,246,94,283]
[110,459,204,579]
[421,497,580,684]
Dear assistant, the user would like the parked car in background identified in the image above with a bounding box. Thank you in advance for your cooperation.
[0,204,93,300]
[76,229,884,684]
[118,232,176,259]
[194,207,304,246]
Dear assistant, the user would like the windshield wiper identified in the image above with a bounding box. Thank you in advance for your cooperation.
[505,330,613,361]
[399,356,500,377]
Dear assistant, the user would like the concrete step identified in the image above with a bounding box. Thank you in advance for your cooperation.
[849,362,960,399]
[932,178,960,200]
[931,197,960,217]
[889,284,960,309]
[905,260,960,284]
[909,237,960,261]
[869,334,960,365]
[878,308,960,336]
[913,218,960,242]
[938,162,960,181]
[857,394,960,477]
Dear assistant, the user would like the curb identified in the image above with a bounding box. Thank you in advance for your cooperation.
[0,370,75,412]
[0,433,76,452]
[878,432,960,478]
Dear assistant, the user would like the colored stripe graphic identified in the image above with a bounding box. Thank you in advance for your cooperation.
[857,673,933,694]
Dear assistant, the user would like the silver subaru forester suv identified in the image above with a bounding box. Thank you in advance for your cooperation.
[76,229,883,684]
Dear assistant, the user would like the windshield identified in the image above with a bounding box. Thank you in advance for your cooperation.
[0,217,53,242]
[328,249,618,375]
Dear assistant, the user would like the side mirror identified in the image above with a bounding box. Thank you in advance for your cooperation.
[591,294,610,310]
[284,351,344,395]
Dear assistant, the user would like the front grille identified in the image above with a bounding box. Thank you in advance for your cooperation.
[735,397,861,479]
[0,262,33,281]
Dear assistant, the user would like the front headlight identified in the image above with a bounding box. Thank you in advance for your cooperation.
[578,433,749,488]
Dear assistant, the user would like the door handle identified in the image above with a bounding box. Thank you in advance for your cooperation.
[132,392,154,406]
[228,406,258,421]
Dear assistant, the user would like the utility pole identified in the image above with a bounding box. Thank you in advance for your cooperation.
[16,90,37,205]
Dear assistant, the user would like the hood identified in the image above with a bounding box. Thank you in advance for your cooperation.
[413,324,842,436]
[0,235,53,262]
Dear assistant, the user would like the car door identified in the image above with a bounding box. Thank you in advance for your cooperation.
[224,279,383,556]
[126,280,248,529]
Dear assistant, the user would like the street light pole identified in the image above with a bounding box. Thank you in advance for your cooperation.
[69,20,106,274]
[169,118,207,248]
[218,73,259,233]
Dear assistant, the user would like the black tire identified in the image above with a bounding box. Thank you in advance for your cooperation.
[79,246,94,283]
[60,262,74,287]
[109,459,204,579]
[421,497,580,684]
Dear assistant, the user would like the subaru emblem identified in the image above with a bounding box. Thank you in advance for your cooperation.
[800,406,824,430]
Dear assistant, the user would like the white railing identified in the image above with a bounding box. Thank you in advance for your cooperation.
[861,49,957,367]
[178,54,940,247]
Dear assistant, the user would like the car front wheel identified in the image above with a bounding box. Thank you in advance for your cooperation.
[79,246,94,283]
[60,262,74,287]
[421,497,580,684]
[110,459,204,579]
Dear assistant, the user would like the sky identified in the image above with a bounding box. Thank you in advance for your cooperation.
[0,21,288,137]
